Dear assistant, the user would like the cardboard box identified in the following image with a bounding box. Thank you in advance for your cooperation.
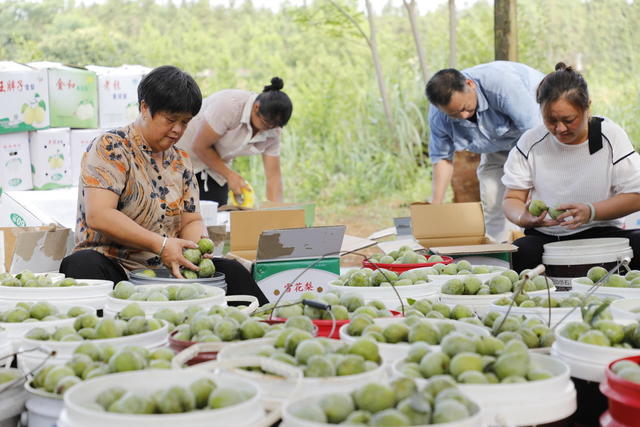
[0,132,33,191]
[28,62,98,129]
[29,128,72,190]
[70,129,102,185]
[86,65,148,128]
[0,225,70,273]
[260,200,316,227]
[4,188,78,230]
[410,202,517,265]
[0,62,50,135]
[0,192,46,227]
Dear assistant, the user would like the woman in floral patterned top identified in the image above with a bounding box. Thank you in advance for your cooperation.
[59,66,269,303]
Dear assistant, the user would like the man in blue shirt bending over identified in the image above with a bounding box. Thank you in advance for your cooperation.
[426,61,544,242]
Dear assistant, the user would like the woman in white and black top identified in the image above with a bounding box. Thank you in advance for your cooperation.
[502,62,640,272]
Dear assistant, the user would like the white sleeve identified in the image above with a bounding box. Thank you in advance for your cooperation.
[501,145,533,190]
[611,130,640,194]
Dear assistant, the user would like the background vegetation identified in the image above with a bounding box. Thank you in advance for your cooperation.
[1,0,639,230]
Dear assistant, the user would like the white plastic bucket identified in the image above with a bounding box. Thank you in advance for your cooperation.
[326,282,439,309]
[200,200,219,226]
[542,238,632,291]
[338,317,490,364]
[0,279,113,309]
[0,303,96,352]
[0,329,12,368]
[214,337,387,402]
[552,326,640,382]
[17,322,169,371]
[439,286,556,317]
[610,297,640,321]
[281,392,484,427]
[571,277,640,299]
[0,368,27,427]
[58,369,263,427]
[24,382,64,427]
[392,353,576,426]
[423,268,507,286]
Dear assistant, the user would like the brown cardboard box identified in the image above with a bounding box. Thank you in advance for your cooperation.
[0,224,70,273]
[410,202,517,257]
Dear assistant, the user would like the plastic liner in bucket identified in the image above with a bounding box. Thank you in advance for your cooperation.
[0,303,96,352]
[338,317,490,364]
[326,281,439,309]
[542,238,632,291]
[600,355,640,427]
[280,389,484,427]
[17,322,169,371]
[212,337,388,402]
[361,255,454,273]
[24,382,64,427]
[392,353,576,426]
[0,368,27,427]
[0,279,113,309]
[129,268,227,291]
[57,369,264,427]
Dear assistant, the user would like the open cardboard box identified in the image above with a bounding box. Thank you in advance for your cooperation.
[410,202,517,266]
[0,224,70,273]
[226,209,375,302]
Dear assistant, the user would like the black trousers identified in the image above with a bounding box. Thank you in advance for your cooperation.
[196,173,228,206]
[512,226,640,272]
[60,249,268,305]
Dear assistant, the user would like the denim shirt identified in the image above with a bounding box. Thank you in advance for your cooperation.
[428,61,545,164]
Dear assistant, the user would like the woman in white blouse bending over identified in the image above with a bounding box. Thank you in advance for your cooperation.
[177,77,292,205]
[502,62,640,272]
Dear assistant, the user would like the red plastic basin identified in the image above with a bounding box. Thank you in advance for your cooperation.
[600,355,640,426]
[362,256,454,273]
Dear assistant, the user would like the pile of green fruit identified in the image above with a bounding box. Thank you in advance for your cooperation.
[0,302,91,323]
[574,266,640,288]
[610,359,640,383]
[256,291,394,321]
[0,271,88,288]
[292,376,480,425]
[345,315,474,346]
[367,246,440,264]
[482,312,555,348]
[30,344,175,395]
[493,291,609,309]
[91,377,254,414]
[559,319,640,348]
[180,238,216,279]
[398,299,480,324]
[111,281,210,301]
[441,269,553,296]
[528,199,566,219]
[243,329,383,378]
[24,313,164,341]
[421,260,504,277]
[398,334,554,384]
[330,268,430,288]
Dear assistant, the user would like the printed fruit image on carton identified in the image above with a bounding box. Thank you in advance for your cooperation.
[21,95,47,125]
[48,152,65,169]
[75,101,95,120]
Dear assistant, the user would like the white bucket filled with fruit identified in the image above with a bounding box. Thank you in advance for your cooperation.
[281,376,484,427]
[0,302,96,352]
[0,368,28,427]
[57,369,264,427]
[571,266,640,298]
[391,336,576,426]
[18,314,169,371]
[327,267,437,309]
[339,315,490,364]
[419,260,506,286]
[438,269,556,316]
[0,271,112,309]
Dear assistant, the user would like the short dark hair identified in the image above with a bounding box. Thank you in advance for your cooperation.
[536,62,590,112]
[256,77,293,127]
[425,68,467,106]
[138,65,202,117]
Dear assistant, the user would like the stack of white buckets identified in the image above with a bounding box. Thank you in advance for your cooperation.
[542,238,633,291]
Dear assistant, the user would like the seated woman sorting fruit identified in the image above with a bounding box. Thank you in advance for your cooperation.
[59,66,267,304]
[502,62,640,272]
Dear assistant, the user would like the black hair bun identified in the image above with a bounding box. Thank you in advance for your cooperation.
[554,62,573,73]
[264,77,284,92]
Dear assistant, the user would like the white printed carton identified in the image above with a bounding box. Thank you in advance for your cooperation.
[0,62,50,135]
[29,128,72,190]
[0,132,33,191]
